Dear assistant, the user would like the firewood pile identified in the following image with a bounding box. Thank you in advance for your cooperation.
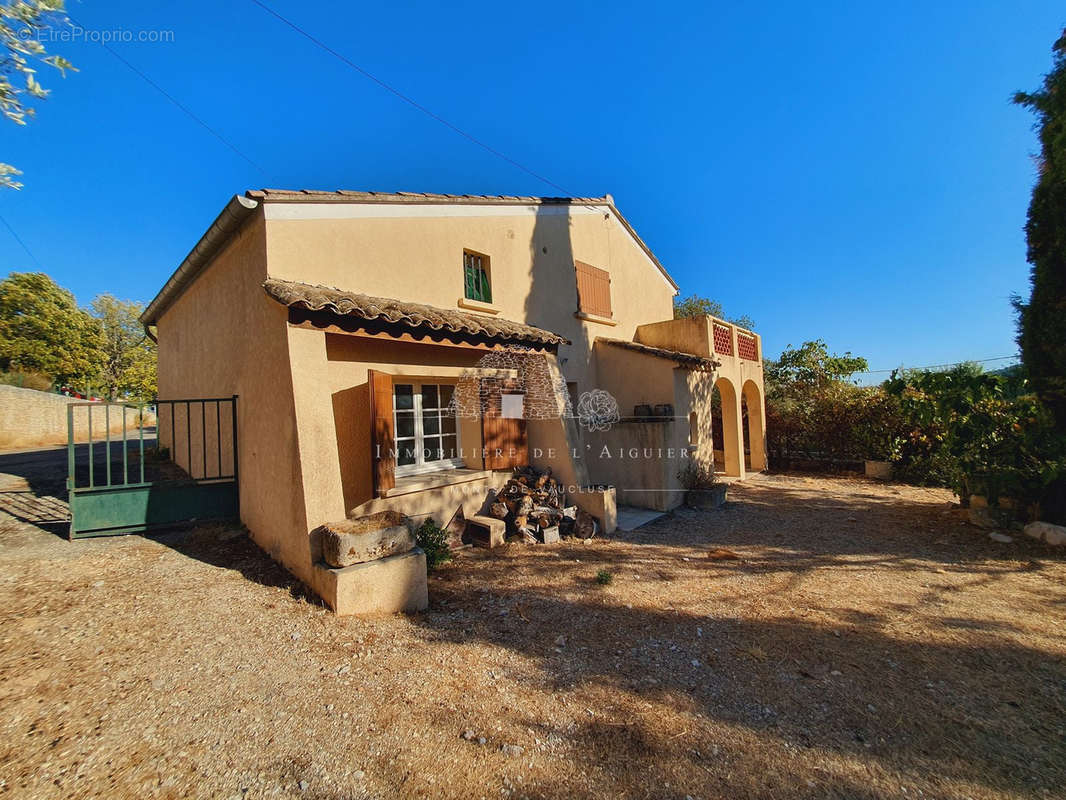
[488,466,597,543]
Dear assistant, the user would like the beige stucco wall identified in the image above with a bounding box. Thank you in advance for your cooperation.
[636,316,766,477]
[153,198,772,609]
[262,203,677,397]
[322,333,492,512]
[593,342,678,417]
[579,342,717,510]
[155,214,320,582]
[584,420,689,511]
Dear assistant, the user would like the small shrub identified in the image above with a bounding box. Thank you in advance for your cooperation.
[678,461,718,490]
[415,518,452,572]
[595,569,613,586]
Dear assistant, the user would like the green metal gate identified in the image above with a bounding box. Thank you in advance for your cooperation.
[67,397,239,539]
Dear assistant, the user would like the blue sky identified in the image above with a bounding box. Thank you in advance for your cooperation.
[0,1,1060,375]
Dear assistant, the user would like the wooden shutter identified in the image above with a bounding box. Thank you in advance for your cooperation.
[481,385,528,470]
[368,369,395,496]
[575,261,612,318]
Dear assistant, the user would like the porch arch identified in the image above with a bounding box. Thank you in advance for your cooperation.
[714,376,743,477]
[742,379,766,471]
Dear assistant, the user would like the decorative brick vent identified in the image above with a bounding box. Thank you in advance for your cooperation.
[713,323,734,356]
[737,332,758,361]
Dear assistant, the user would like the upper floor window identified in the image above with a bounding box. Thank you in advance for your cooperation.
[575,260,612,318]
[463,251,492,304]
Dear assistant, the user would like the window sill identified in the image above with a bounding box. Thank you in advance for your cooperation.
[457,297,500,315]
[385,468,496,498]
[575,310,617,326]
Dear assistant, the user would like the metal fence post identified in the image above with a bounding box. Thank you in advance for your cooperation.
[139,403,146,484]
[67,404,75,492]
[105,403,112,487]
[230,395,239,516]
[201,400,207,480]
[216,401,222,478]
[122,404,128,485]
[87,405,94,489]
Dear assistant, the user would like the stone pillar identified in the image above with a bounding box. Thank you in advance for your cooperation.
[745,383,767,472]
[717,377,745,479]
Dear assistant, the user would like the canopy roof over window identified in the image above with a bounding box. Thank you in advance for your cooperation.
[263,278,569,348]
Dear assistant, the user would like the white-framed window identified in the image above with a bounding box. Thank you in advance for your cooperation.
[393,382,462,476]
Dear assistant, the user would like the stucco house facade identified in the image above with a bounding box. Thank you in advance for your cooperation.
[141,190,765,613]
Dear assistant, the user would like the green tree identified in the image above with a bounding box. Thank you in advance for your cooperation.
[672,293,756,330]
[90,293,157,402]
[765,340,868,387]
[763,341,878,463]
[1,1,76,188]
[1013,29,1066,428]
[0,271,100,384]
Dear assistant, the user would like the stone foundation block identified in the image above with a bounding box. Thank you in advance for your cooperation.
[467,515,506,548]
[311,548,428,616]
[316,516,414,568]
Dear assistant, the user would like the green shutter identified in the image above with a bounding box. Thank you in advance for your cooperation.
[463,255,492,303]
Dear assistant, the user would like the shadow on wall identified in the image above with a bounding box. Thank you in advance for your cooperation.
[525,203,590,395]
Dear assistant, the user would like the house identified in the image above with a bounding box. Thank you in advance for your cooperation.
[140,190,765,614]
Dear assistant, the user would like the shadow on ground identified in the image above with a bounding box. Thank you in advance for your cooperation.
[407,478,1066,798]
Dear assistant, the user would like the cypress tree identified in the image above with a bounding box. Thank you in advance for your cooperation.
[1014,30,1066,429]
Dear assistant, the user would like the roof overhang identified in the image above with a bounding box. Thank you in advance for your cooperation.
[140,194,260,328]
[264,278,569,349]
[597,337,719,372]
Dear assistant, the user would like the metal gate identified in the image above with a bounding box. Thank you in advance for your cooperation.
[67,396,239,539]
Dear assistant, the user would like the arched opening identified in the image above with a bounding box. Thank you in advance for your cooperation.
[742,394,751,470]
[713,377,742,477]
[742,379,766,471]
[688,411,699,447]
[710,385,724,471]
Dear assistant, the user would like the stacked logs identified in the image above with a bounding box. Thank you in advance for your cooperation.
[488,466,597,543]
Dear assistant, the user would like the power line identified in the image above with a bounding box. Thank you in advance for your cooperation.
[66,14,269,178]
[0,212,43,269]
[246,0,579,198]
[851,355,1019,375]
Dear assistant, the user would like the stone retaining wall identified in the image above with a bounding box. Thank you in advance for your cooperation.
[0,385,153,449]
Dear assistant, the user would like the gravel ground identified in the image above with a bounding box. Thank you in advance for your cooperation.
[0,471,1064,800]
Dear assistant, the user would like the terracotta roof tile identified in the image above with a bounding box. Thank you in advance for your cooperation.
[264,278,569,347]
[248,189,608,205]
[597,337,719,371]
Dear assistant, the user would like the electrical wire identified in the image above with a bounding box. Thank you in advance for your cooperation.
[66,13,269,178]
[850,355,1019,375]
[0,212,43,268]
[246,0,580,198]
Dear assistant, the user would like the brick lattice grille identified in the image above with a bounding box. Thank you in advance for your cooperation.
[737,332,758,361]
[713,323,733,356]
